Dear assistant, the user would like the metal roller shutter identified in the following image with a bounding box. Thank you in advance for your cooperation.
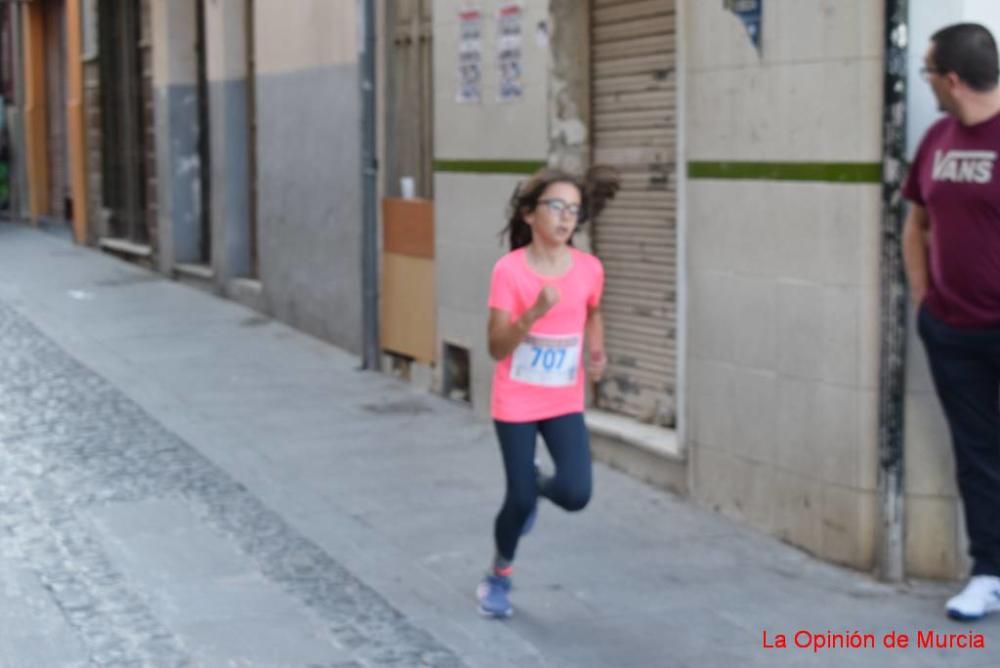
[591,0,677,425]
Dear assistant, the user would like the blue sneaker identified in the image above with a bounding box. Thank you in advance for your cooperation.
[476,574,513,618]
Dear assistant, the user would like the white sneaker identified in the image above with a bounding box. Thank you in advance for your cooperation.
[946,575,1000,621]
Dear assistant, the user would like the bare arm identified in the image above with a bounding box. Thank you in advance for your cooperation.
[902,203,931,306]
[585,306,606,380]
[487,285,560,361]
[487,307,541,361]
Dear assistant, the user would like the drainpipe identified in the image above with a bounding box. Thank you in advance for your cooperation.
[876,0,909,583]
[360,0,380,370]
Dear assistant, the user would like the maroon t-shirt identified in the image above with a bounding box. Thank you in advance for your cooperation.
[903,112,1000,328]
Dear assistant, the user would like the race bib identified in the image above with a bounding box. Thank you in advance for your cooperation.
[509,332,581,387]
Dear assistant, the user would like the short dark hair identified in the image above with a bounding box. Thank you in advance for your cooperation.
[931,23,999,92]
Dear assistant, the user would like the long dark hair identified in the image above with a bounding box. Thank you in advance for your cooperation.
[501,165,621,250]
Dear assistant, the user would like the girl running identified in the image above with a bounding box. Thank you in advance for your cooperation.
[477,166,619,618]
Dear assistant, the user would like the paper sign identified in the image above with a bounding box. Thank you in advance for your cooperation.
[497,4,523,102]
[457,10,483,103]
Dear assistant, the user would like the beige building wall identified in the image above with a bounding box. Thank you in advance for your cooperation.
[254,0,358,76]
[251,0,365,352]
[904,324,967,578]
[684,0,885,571]
[433,0,551,414]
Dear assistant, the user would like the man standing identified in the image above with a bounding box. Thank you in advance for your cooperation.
[903,23,1000,621]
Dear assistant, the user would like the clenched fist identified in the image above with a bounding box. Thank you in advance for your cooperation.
[531,285,561,318]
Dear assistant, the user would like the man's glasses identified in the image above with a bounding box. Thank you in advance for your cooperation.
[920,66,942,81]
[539,198,582,219]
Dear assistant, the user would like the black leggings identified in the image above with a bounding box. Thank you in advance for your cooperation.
[493,412,592,562]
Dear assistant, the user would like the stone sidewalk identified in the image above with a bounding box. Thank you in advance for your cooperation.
[0,221,996,667]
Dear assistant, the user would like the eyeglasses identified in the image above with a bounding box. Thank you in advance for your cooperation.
[539,198,582,219]
[920,66,942,81]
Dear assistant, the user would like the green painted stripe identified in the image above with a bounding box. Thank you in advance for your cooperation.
[687,161,882,183]
[433,159,547,175]
[434,159,881,182]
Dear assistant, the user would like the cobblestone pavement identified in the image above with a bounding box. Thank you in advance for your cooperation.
[0,299,465,667]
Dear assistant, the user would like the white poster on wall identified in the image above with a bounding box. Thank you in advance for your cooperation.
[723,0,762,53]
[497,3,523,102]
[457,9,483,104]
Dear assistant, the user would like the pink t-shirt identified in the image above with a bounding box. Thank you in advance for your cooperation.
[488,247,604,422]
